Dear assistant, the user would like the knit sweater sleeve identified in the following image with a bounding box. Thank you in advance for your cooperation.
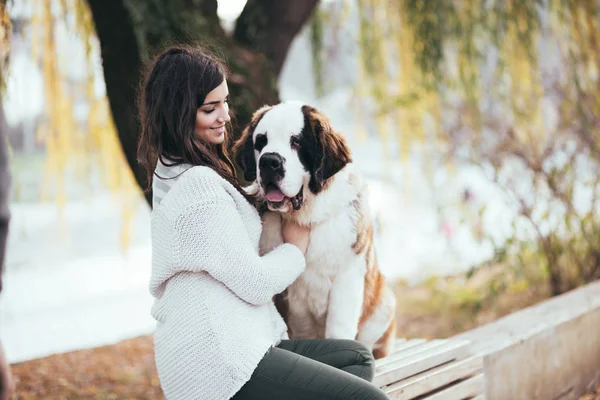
[172,193,306,306]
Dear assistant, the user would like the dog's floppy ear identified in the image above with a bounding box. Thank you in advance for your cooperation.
[303,105,352,194]
[233,105,272,182]
[234,127,256,182]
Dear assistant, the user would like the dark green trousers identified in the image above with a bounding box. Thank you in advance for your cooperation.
[232,339,390,400]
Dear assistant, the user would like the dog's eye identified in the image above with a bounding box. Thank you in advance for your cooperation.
[255,134,268,152]
[290,136,301,150]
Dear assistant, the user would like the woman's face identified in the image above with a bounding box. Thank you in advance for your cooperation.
[195,79,231,145]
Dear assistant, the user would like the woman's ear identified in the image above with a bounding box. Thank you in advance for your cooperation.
[303,106,352,193]
[233,105,272,182]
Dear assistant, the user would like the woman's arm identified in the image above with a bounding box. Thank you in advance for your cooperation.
[173,197,305,305]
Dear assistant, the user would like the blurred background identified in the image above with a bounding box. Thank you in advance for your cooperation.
[0,0,599,397]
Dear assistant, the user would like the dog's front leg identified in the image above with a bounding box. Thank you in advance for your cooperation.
[325,257,366,340]
[258,211,284,255]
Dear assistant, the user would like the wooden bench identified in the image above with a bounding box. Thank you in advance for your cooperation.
[375,338,484,399]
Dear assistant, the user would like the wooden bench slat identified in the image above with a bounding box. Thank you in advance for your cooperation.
[425,373,484,400]
[376,339,464,374]
[376,340,445,371]
[384,356,483,399]
[374,340,470,387]
[375,339,430,369]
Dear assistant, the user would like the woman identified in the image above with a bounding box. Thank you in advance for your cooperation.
[138,45,391,400]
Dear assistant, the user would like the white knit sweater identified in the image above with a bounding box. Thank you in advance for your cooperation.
[149,163,306,400]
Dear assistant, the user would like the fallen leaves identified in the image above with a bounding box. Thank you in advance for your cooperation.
[11,334,163,399]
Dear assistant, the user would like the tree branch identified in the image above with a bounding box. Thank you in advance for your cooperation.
[234,0,319,75]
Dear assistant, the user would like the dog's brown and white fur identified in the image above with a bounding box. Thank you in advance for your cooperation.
[233,101,396,358]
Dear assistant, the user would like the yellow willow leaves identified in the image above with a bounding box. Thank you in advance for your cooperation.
[309,1,600,174]
[352,0,376,145]
[27,0,139,253]
[391,0,441,195]
[567,1,600,154]
[351,0,444,177]
[392,1,422,163]
[501,4,543,155]
[368,0,391,166]
[562,2,600,107]
[0,2,11,93]
[356,0,424,183]
[36,0,70,213]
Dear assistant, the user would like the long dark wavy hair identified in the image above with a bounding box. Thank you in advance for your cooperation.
[137,44,251,202]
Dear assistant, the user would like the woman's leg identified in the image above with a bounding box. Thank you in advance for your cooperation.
[277,338,376,382]
[232,344,390,400]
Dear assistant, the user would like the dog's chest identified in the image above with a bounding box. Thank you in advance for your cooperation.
[287,213,356,317]
[306,214,356,268]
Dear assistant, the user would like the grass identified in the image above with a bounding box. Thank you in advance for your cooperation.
[9,266,563,399]
[393,263,551,339]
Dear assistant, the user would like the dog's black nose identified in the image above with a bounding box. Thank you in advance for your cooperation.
[259,153,284,171]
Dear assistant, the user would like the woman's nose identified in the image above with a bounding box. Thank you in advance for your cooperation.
[219,112,231,123]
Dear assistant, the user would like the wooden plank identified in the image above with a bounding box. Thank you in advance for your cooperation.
[374,340,470,387]
[376,340,444,371]
[426,374,484,400]
[385,356,483,399]
[385,338,427,359]
[375,339,430,369]
[376,340,466,376]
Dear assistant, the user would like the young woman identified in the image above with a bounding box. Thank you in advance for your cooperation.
[137,45,390,400]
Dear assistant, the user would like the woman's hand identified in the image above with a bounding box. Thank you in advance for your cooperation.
[282,220,311,254]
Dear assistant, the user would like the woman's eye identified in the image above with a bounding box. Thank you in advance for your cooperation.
[203,108,216,114]
[290,136,301,149]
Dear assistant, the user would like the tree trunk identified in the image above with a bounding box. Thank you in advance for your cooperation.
[87,0,149,204]
[234,0,320,75]
[87,0,318,207]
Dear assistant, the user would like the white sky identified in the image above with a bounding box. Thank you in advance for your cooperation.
[217,0,338,22]
[217,0,247,22]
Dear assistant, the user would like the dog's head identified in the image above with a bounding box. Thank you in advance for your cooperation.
[233,101,352,212]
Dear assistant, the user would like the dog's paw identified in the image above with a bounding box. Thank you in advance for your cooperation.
[244,181,260,196]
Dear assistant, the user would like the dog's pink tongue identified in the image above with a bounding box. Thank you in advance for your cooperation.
[267,188,285,203]
[266,188,285,202]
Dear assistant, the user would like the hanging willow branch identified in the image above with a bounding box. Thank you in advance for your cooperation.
[309,0,551,151]
[0,0,10,94]
[308,0,600,294]
[25,0,139,250]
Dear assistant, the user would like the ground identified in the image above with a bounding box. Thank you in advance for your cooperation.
[11,335,161,400]
[9,269,598,399]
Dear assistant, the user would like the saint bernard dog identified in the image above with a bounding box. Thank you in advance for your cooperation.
[233,101,396,358]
